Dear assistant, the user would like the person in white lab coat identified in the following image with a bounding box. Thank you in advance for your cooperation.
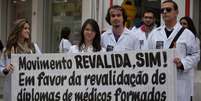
[131,9,157,50]
[69,19,104,53]
[0,19,41,101]
[59,27,72,53]
[148,1,200,101]
[180,16,200,47]
[180,16,200,101]
[101,5,139,51]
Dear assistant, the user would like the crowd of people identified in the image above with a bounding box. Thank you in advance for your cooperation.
[0,0,200,101]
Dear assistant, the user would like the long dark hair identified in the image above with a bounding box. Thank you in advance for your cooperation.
[180,16,198,37]
[105,5,127,25]
[78,19,101,52]
[5,19,33,56]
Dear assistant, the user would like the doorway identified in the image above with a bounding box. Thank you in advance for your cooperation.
[43,0,82,53]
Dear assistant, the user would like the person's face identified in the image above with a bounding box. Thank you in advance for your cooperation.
[180,19,188,28]
[19,23,30,40]
[143,12,155,27]
[109,8,124,27]
[84,24,96,43]
[161,2,178,22]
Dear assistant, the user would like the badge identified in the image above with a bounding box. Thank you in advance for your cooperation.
[106,45,114,51]
[156,41,164,49]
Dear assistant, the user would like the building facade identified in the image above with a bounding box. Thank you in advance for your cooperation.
[0,0,200,100]
[0,0,112,53]
[0,0,200,53]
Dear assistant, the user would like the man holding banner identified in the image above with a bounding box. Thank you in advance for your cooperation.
[148,0,200,101]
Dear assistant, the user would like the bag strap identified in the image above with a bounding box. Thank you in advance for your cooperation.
[62,40,64,52]
[169,27,185,48]
[31,43,36,53]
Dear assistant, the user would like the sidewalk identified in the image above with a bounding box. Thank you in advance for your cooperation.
[194,71,201,101]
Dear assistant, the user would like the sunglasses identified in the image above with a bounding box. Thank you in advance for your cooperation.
[161,8,173,14]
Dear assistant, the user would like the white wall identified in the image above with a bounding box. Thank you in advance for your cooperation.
[101,0,111,31]
[31,0,43,51]
[173,0,185,20]
[84,0,111,32]
[82,0,93,24]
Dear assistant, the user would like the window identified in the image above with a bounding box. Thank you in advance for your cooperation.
[43,0,82,52]
[8,0,32,30]
[122,0,161,29]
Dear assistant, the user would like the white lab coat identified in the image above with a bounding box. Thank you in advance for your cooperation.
[148,22,200,101]
[101,28,139,51]
[131,26,138,31]
[59,38,72,53]
[190,37,200,96]
[131,25,156,50]
[69,45,105,53]
[0,43,41,101]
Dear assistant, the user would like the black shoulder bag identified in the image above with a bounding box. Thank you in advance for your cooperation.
[169,27,185,48]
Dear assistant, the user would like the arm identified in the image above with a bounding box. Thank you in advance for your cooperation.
[178,32,200,72]
[0,55,12,76]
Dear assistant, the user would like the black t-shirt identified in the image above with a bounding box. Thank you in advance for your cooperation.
[165,28,173,38]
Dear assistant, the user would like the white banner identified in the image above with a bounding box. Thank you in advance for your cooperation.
[11,49,177,101]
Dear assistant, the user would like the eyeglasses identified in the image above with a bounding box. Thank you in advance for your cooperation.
[144,16,154,19]
[161,8,173,14]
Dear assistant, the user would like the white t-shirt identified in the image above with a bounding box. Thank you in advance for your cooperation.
[59,39,72,53]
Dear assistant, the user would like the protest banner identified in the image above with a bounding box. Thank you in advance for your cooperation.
[11,49,177,101]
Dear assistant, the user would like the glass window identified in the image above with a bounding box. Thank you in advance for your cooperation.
[43,0,82,53]
[8,0,32,30]
[50,0,82,52]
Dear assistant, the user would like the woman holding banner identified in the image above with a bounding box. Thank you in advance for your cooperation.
[69,19,104,53]
[0,19,41,101]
